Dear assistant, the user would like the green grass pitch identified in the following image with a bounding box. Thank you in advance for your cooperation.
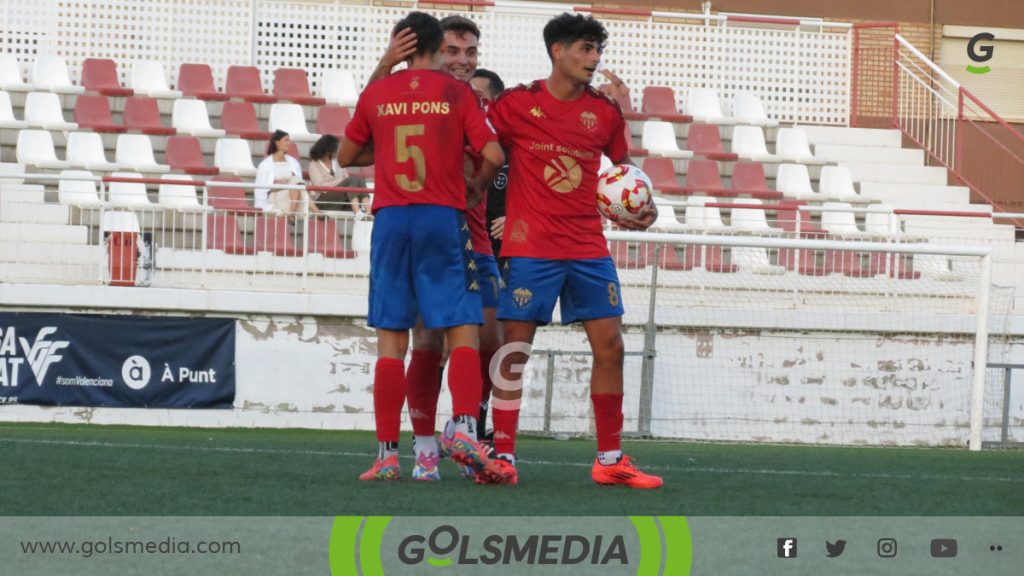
[0,423,1021,516]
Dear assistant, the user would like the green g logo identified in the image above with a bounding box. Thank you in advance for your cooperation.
[966,32,994,74]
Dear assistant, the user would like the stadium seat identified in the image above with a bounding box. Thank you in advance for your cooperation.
[0,162,26,185]
[24,92,79,130]
[172,98,226,137]
[115,134,171,173]
[273,68,326,106]
[66,132,119,171]
[80,58,133,97]
[640,121,693,159]
[130,60,182,99]
[268,103,319,142]
[775,127,825,165]
[681,159,733,196]
[165,136,219,175]
[732,245,784,275]
[818,165,861,202]
[820,202,860,235]
[32,56,84,94]
[864,205,911,277]
[642,157,686,195]
[308,216,355,258]
[0,54,35,92]
[207,213,253,254]
[729,198,774,232]
[57,169,102,205]
[158,174,203,210]
[683,196,726,229]
[730,92,778,127]
[108,172,153,206]
[208,176,257,213]
[320,70,359,107]
[731,126,780,162]
[226,66,277,103]
[177,63,228,101]
[599,85,645,120]
[651,202,686,231]
[220,101,271,140]
[624,123,646,157]
[123,96,176,135]
[214,138,258,177]
[254,214,299,256]
[16,130,71,169]
[640,86,692,123]
[684,88,734,125]
[730,161,773,196]
[316,105,351,137]
[0,91,28,128]
[864,204,898,236]
[684,196,734,272]
[775,164,819,200]
[685,124,738,161]
[73,94,126,133]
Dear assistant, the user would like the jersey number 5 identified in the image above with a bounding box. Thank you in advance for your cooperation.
[395,124,426,192]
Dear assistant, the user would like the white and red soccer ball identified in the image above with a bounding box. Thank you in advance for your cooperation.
[596,164,653,222]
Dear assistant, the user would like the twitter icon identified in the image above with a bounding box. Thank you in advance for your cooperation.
[826,540,847,558]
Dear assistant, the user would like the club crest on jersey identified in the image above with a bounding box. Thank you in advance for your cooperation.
[510,220,529,243]
[512,287,533,308]
[530,106,545,118]
[580,110,598,131]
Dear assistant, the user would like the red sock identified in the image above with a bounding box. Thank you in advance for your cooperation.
[447,347,482,418]
[479,349,496,404]
[373,358,406,443]
[591,393,624,453]
[491,406,520,456]
[405,350,443,436]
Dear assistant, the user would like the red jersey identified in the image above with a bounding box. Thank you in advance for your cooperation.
[488,80,628,259]
[345,69,496,211]
[465,155,493,255]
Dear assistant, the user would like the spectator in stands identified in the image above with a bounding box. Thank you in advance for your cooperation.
[255,129,312,215]
[307,134,370,216]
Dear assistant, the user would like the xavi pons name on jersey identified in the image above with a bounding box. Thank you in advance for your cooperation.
[0,326,69,388]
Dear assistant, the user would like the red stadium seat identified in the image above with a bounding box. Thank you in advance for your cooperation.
[225,66,278,104]
[177,63,229,101]
[81,58,134,97]
[206,213,253,254]
[308,216,355,258]
[686,124,739,161]
[272,68,326,106]
[166,136,219,175]
[641,86,693,123]
[730,161,770,195]
[220,101,271,140]
[254,214,299,256]
[316,105,350,137]
[599,84,646,121]
[625,123,647,157]
[682,159,734,197]
[123,96,176,135]
[208,176,258,213]
[641,157,686,195]
[73,94,126,133]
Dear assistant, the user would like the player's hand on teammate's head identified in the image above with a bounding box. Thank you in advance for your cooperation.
[385,27,418,67]
[616,201,657,231]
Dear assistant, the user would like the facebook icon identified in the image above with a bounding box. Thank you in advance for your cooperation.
[777,538,798,558]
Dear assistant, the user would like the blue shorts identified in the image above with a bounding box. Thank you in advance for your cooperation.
[368,205,483,330]
[497,257,625,325]
[472,252,502,309]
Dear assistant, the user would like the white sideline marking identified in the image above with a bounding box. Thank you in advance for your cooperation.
[2,436,1021,484]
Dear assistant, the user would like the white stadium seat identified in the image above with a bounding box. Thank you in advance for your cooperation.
[652,202,685,231]
[172,99,226,138]
[115,134,171,173]
[820,202,860,235]
[32,56,85,94]
[16,129,71,169]
[730,92,778,128]
[130,60,183,99]
[24,91,79,131]
[730,198,773,232]
[57,169,103,205]
[818,165,861,202]
[775,127,826,165]
[0,90,28,128]
[0,162,27,185]
[731,125,780,162]
[108,171,153,206]
[320,69,360,107]
[641,121,693,159]
[0,54,35,92]
[158,174,203,210]
[684,88,735,125]
[775,163,818,201]
[268,103,319,142]
[66,132,120,172]
[214,138,258,177]
[684,196,726,229]
[865,204,898,236]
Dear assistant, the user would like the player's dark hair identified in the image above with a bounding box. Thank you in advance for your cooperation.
[543,13,607,60]
[440,15,480,40]
[471,68,505,98]
[309,134,339,161]
[266,129,289,156]
[393,12,443,58]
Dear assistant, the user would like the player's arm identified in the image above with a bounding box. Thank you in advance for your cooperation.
[337,138,374,167]
[367,27,417,83]
[467,142,504,209]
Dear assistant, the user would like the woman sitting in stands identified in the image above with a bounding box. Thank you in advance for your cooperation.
[255,130,316,215]
[307,134,371,216]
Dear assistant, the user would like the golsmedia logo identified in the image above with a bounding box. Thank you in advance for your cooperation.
[966,32,994,74]
[397,524,628,567]
[330,516,692,575]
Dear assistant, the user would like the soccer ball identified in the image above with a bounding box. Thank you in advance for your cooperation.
[596,164,652,222]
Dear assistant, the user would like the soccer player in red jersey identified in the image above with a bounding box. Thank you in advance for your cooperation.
[484,13,663,488]
[339,11,505,481]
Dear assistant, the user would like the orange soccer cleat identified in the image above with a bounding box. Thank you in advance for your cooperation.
[591,455,663,489]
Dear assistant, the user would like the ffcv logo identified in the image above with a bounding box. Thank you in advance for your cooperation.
[966,32,995,74]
